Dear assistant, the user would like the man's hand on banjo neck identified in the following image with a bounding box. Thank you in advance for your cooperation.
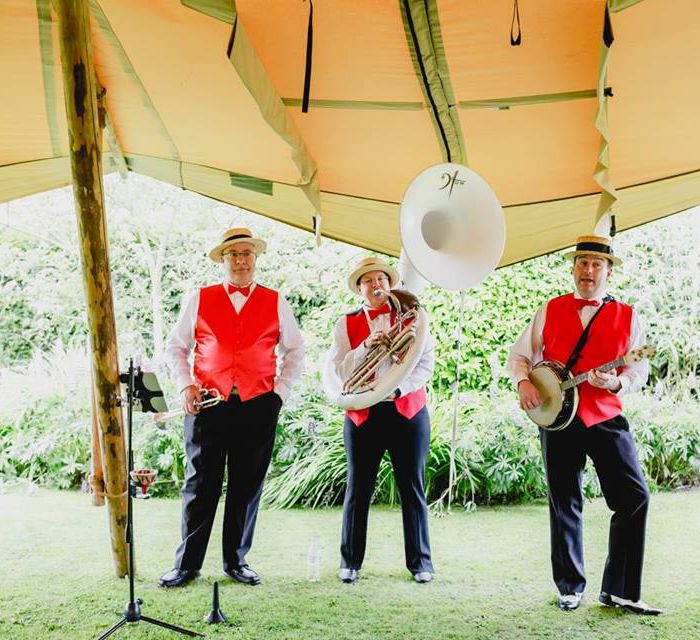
[588,368,622,392]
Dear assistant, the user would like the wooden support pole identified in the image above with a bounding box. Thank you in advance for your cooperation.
[55,0,128,577]
[89,372,105,507]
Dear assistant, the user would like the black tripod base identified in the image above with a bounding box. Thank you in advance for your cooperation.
[97,599,204,640]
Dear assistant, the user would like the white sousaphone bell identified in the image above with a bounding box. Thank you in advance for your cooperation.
[399,162,506,291]
[324,163,506,411]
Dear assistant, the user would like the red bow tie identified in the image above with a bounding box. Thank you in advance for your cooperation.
[575,298,599,309]
[227,283,251,297]
[367,304,391,320]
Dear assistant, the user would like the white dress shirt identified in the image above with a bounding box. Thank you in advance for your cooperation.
[507,293,649,397]
[326,305,435,399]
[165,282,304,401]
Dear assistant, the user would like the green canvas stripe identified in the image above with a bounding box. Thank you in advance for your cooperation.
[424,0,466,162]
[181,0,235,24]
[399,0,465,164]
[281,98,423,111]
[89,0,181,165]
[228,171,273,195]
[36,0,62,158]
[609,0,645,12]
[593,4,618,226]
[227,3,321,216]
[459,89,599,110]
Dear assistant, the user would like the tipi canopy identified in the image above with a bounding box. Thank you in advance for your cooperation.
[2,0,699,264]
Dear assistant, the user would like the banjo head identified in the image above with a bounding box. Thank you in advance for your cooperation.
[527,360,578,431]
[527,364,565,427]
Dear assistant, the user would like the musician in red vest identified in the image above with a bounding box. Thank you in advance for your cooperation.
[326,256,435,585]
[159,227,304,588]
[507,235,661,615]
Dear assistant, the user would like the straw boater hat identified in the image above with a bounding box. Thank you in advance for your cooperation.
[563,235,621,266]
[347,256,400,294]
[208,227,267,263]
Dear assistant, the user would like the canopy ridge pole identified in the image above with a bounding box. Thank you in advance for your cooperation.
[593,2,618,234]
[54,0,128,577]
[400,0,466,165]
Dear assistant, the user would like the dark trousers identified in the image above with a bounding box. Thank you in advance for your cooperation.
[540,415,650,600]
[340,403,434,574]
[174,391,281,572]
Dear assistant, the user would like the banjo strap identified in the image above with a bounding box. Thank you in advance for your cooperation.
[563,295,614,375]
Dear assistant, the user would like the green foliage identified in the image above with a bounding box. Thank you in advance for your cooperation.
[0,345,91,489]
[1,177,699,506]
[264,390,617,510]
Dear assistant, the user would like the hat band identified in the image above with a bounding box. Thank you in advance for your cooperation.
[223,233,252,243]
[575,241,613,256]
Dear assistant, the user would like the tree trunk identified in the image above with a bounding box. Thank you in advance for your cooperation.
[55,0,128,576]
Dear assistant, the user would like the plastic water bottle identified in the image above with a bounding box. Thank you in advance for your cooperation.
[306,536,321,582]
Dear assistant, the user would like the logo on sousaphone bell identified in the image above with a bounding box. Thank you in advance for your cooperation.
[439,170,466,198]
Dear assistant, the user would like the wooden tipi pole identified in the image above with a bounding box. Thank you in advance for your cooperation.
[55,0,128,576]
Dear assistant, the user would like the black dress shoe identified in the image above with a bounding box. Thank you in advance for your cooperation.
[338,568,357,584]
[158,568,199,588]
[558,592,583,611]
[224,565,261,585]
[599,592,663,615]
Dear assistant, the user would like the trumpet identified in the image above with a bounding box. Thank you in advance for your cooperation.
[152,387,223,421]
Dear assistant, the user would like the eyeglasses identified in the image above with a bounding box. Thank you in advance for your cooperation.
[222,249,256,260]
[360,274,389,286]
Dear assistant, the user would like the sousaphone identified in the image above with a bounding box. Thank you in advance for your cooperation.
[323,163,506,410]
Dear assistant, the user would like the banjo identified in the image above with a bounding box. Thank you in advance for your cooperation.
[525,345,656,431]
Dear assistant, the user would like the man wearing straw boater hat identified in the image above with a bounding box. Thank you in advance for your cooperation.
[325,256,436,585]
[507,235,662,615]
[159,227,304,588]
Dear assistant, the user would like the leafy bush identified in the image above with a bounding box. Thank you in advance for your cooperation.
[1,177,699,504]
[263,388,700,510]
[0,345,91,489]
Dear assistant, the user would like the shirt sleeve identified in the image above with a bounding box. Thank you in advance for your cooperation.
[325,315,369,384]
[164,290,199,393]
[614,307,649,397]
[506,304,547,388]
[274,294,305,401]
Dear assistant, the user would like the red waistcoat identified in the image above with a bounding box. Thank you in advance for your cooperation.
[542,293,632,427]
[344,309,427,426]
[193,284,279,401]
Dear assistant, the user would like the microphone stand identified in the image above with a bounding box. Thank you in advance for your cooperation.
[97,359,204,639]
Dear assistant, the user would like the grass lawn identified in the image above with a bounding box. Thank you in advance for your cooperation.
[0,486,698,639]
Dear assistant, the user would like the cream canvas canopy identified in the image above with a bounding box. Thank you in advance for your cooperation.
[2,0,700,265]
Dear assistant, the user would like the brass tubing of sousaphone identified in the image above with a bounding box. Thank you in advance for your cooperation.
[342,292,418,394]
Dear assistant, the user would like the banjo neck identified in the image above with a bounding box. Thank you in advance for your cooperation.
[560,356,626,391]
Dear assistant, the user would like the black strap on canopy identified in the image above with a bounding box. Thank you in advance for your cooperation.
[510,0,522,46]
[302,0,314,113]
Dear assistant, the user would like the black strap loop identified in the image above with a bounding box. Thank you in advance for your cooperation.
[510,0,522,46]
[603,3,614,48]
